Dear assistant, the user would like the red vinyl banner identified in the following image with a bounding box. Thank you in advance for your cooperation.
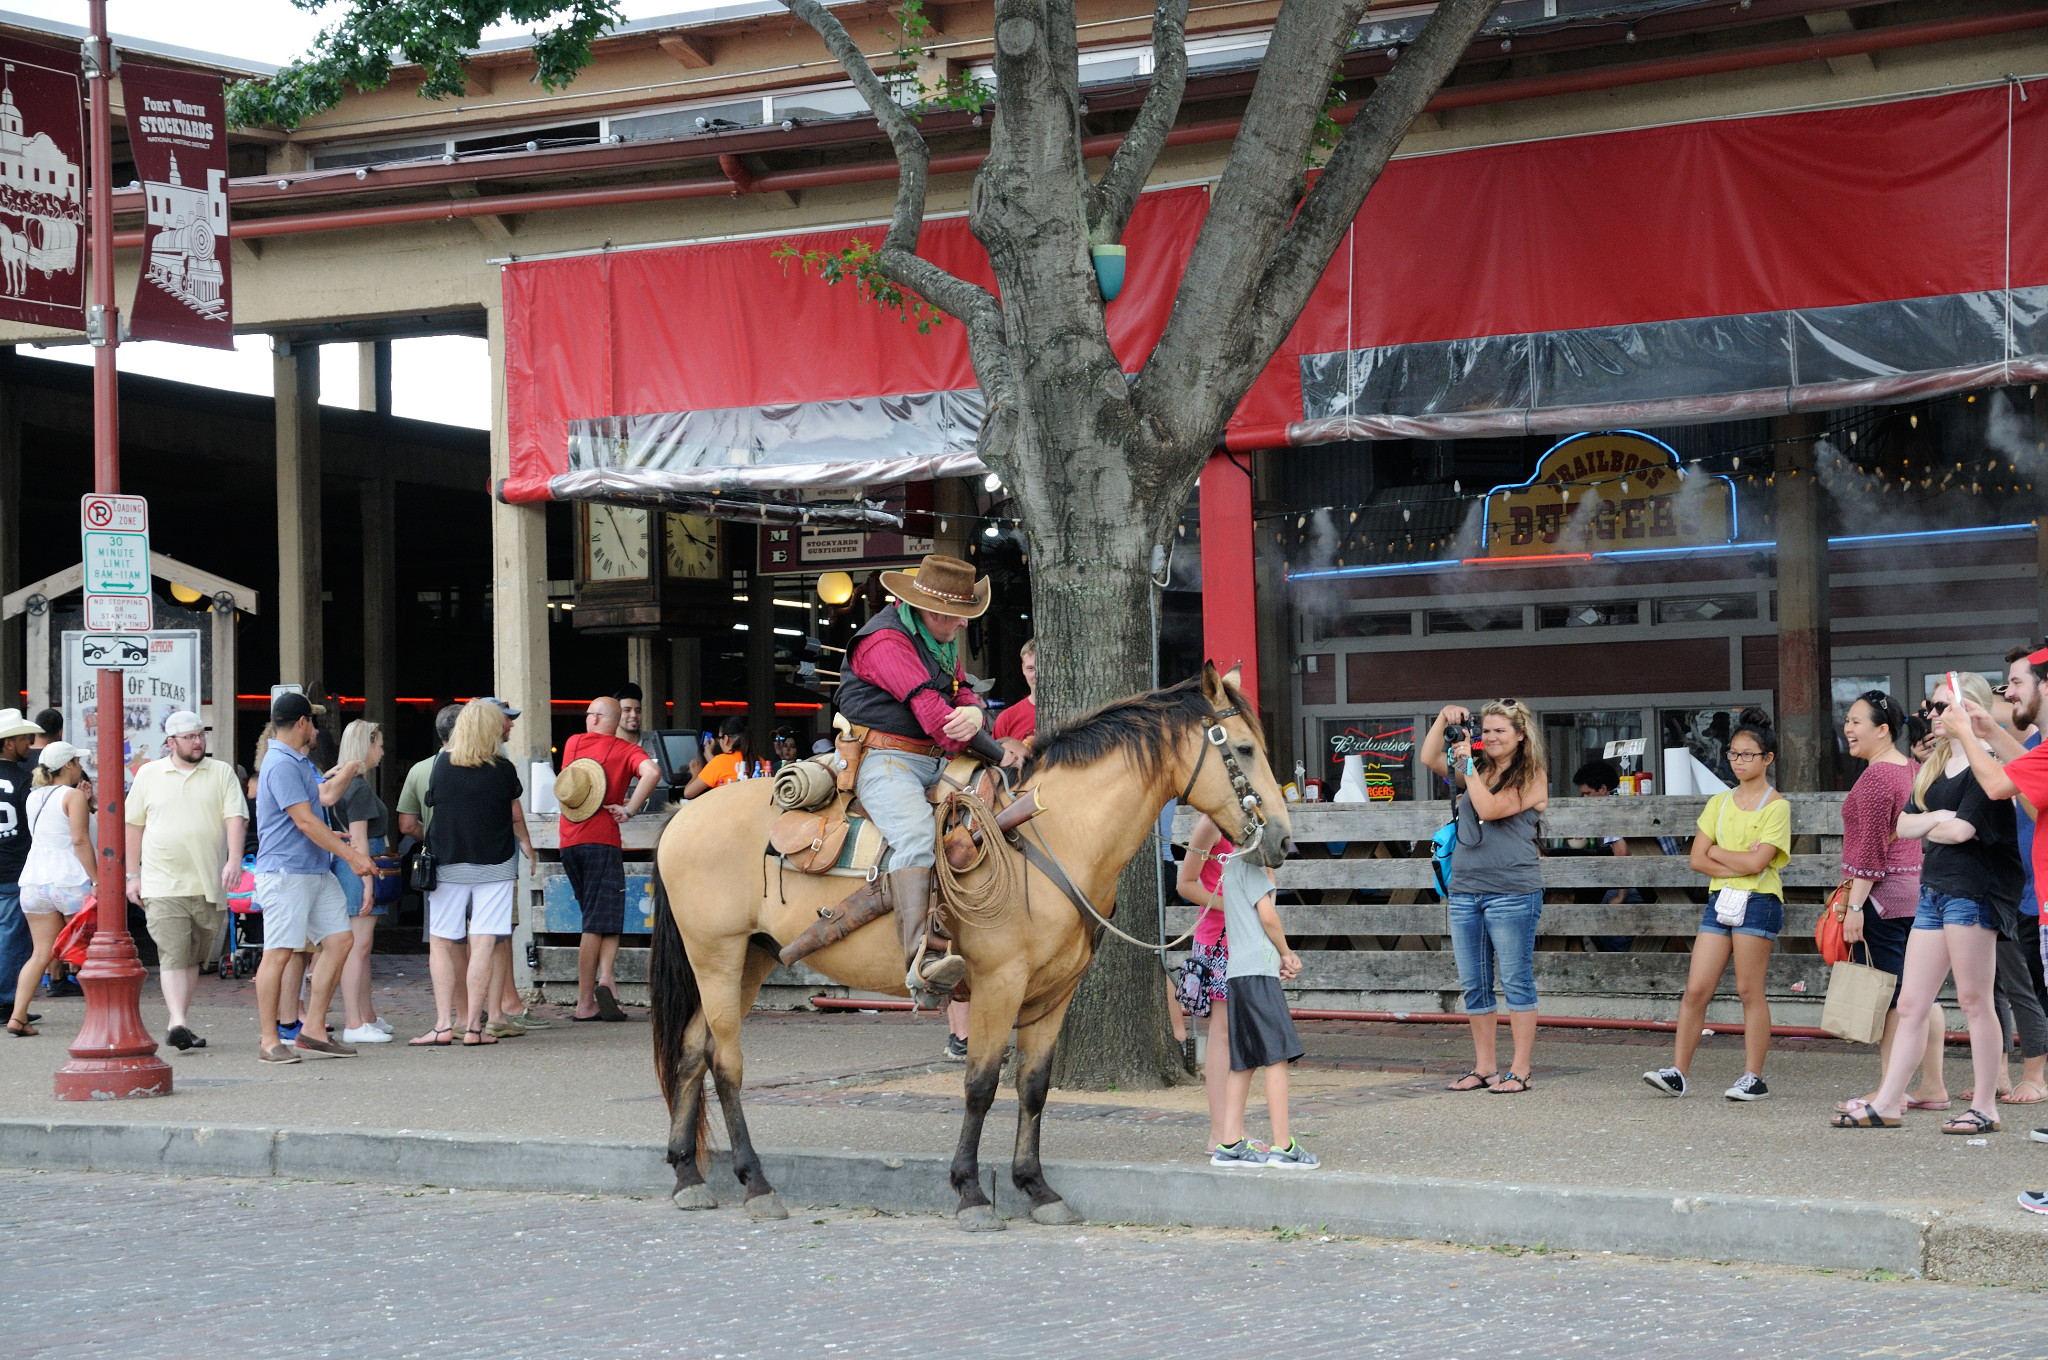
[123,63,231,347]
[0,35,84,331]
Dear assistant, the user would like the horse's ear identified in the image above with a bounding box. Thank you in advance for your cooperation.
[1220,665,1243,696]
[1200,661,1223,702]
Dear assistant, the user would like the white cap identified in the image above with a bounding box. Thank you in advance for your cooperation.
[163,710,205,737]
[38,740,83,771]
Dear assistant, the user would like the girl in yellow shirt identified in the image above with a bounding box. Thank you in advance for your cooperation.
[1643,710,1790,1101]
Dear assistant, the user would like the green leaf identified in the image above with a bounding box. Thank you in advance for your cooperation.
[228,1,623,130]
[771,237,945,334]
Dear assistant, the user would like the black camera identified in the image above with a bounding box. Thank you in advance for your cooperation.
[1444,723,1469,746]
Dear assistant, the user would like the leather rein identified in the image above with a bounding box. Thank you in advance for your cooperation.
[1010,701,1269,955]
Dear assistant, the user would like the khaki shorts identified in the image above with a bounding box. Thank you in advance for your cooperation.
[144,895,227,971]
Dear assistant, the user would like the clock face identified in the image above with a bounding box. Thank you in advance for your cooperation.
[585,505,650,581]
[665,514,720,580]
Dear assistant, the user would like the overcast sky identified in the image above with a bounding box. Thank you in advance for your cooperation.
[6,1,729,427]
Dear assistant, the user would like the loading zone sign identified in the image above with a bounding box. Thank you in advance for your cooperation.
[82,494,150,595]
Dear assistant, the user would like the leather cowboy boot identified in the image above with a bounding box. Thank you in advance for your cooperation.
[892,866,965,991]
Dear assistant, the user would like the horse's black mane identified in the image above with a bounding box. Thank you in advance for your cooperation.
[1023,674,1256,784]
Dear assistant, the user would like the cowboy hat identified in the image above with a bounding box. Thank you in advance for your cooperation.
[554,757,608,823]
[879,554,989,619]
[0,709,42,742]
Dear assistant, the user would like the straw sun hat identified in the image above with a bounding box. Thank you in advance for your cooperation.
[554,757,608,822]
[878,554,989,619]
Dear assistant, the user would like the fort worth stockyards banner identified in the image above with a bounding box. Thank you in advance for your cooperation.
[0,35,84,331]
[123,63,231,346]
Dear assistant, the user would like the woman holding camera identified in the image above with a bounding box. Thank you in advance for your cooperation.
[1421,700,1550,1094]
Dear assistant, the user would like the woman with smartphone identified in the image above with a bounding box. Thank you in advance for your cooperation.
[1835,672,2023,1133]
[1420,700,1549,1095]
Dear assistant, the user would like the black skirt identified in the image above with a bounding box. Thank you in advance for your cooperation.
[1226,974,1304,1072]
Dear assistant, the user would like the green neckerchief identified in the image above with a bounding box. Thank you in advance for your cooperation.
[899,601,958,685]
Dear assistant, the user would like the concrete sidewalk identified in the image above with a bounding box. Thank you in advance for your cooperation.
[4,962,2048,1279]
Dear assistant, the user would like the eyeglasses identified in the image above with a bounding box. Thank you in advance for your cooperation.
[1926,702,1949,716]
[1727,750,1767,762]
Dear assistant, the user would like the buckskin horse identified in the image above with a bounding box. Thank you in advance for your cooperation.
[649,663,1291,1229]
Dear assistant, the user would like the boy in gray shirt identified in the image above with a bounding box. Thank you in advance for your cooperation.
[1211,853,1317,1169]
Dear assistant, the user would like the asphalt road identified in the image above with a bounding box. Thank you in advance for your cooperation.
[5,1169,2044,1358]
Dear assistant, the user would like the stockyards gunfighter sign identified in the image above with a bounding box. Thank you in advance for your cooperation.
[0,34,84,331]
[123,63,230,346]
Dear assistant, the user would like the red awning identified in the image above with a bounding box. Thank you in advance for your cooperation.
[502,81,2046,500]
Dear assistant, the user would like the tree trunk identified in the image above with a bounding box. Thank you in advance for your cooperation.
[1018,478,1190,1090]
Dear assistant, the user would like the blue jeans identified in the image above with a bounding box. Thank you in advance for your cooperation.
[856,750,943,871]
[334,835,388,916]
[1915,886,1997,932]
[0,885,27,1006]
[1447,891,1542,1014]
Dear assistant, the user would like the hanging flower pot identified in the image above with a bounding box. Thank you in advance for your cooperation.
[1090,244,1126,302]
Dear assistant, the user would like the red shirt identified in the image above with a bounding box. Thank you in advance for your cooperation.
[2005,744,2048,908]
[845,627,983,752]
[558,732,651,849]
[992,696,1036,742]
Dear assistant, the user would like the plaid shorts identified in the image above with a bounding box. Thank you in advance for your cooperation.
[562,843,626,935]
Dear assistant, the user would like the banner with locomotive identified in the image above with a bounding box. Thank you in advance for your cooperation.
[122,63,231,346]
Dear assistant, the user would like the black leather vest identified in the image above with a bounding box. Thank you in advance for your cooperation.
[834,608,957,741]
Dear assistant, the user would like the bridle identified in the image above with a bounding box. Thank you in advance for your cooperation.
[1176,703,1268,857]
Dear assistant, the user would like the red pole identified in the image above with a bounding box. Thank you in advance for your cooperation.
[55,0,171,1100]
[1198,451,1258,700]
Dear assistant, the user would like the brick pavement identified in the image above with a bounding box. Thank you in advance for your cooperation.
[2,1168,2043,1359]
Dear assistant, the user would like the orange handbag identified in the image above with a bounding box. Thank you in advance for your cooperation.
[1815,882,1852,966]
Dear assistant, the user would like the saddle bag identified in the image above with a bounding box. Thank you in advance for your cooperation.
[770,809,852,875]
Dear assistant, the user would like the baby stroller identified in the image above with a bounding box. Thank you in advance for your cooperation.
[221,857,263,979]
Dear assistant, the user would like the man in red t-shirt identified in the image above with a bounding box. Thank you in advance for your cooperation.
[992,637,1037,757]
[560,696,660,1021]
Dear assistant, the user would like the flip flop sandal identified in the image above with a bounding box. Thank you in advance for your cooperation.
[1446,1070,1497,1092]
[1831,1101,1901,1128]
[1942,1110,2001,1135]
[6,1020,37,1037]
[2004,1081,2048,1105]
[1905,1097,1952,1110]
[1490,1072,1532,1094]
[461,1025,499,1047]
[408,1027,453,1047]
[594,986,627,1022]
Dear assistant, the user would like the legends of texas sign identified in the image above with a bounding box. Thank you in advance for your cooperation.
[1481,432,1734,558]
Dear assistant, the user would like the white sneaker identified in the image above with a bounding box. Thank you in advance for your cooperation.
[369,1018,393,1034]
[341,1025,392,1044]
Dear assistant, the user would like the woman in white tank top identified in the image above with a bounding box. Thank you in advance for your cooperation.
[8,741,97,1037]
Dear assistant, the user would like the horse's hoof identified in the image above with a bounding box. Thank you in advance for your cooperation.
[956,1203,1006,1232]
[745,1191,789,1221]
[1029,1199,1083,1226]
[672,1184,718,1211]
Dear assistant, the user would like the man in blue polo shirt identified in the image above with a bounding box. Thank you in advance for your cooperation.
[255,692,373,1063]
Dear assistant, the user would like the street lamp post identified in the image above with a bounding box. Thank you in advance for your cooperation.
[54,0,172,1101]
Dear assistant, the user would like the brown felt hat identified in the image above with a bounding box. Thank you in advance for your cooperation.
[878,554,989,619]
[554,757,607,823]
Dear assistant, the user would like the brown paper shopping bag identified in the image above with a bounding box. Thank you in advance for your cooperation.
[1821,943,1896,1045]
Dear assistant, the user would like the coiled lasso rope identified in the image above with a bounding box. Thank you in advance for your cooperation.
[934,789,1025,930]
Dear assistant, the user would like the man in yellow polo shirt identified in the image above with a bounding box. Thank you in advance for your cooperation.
[125,710,248,1051]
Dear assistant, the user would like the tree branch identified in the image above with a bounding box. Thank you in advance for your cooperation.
[1245,0,1502,359]
[1086,0,1189,242]
[779,0,1000,330]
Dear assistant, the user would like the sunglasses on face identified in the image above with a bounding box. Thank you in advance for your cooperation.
[1926,702,1949,716]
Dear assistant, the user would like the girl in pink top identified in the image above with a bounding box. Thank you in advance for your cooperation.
[1836,692,1947,1114]
[1175,814,1237,1151]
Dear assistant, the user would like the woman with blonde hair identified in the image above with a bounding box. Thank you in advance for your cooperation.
[1836,672,2024,1133]
[1420,698,1549,1094]
[7,743,96,1036]
[417,699,534,1047]
[328,720,392,1045]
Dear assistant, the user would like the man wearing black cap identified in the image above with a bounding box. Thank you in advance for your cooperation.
[253,692,375,1063]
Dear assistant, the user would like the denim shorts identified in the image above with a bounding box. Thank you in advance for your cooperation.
[1914,887,1997,932]
[1446,891,1542,1014]
[334,835,387,917]
[1697,889,1784,941]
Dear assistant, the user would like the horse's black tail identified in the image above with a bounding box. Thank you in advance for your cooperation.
[649,867,700,1108]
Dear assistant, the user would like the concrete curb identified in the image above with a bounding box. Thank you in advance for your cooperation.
[0,1117,1953,1277]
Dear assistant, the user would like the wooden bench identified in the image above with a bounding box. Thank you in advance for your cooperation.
[1170,795,1847,1024]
